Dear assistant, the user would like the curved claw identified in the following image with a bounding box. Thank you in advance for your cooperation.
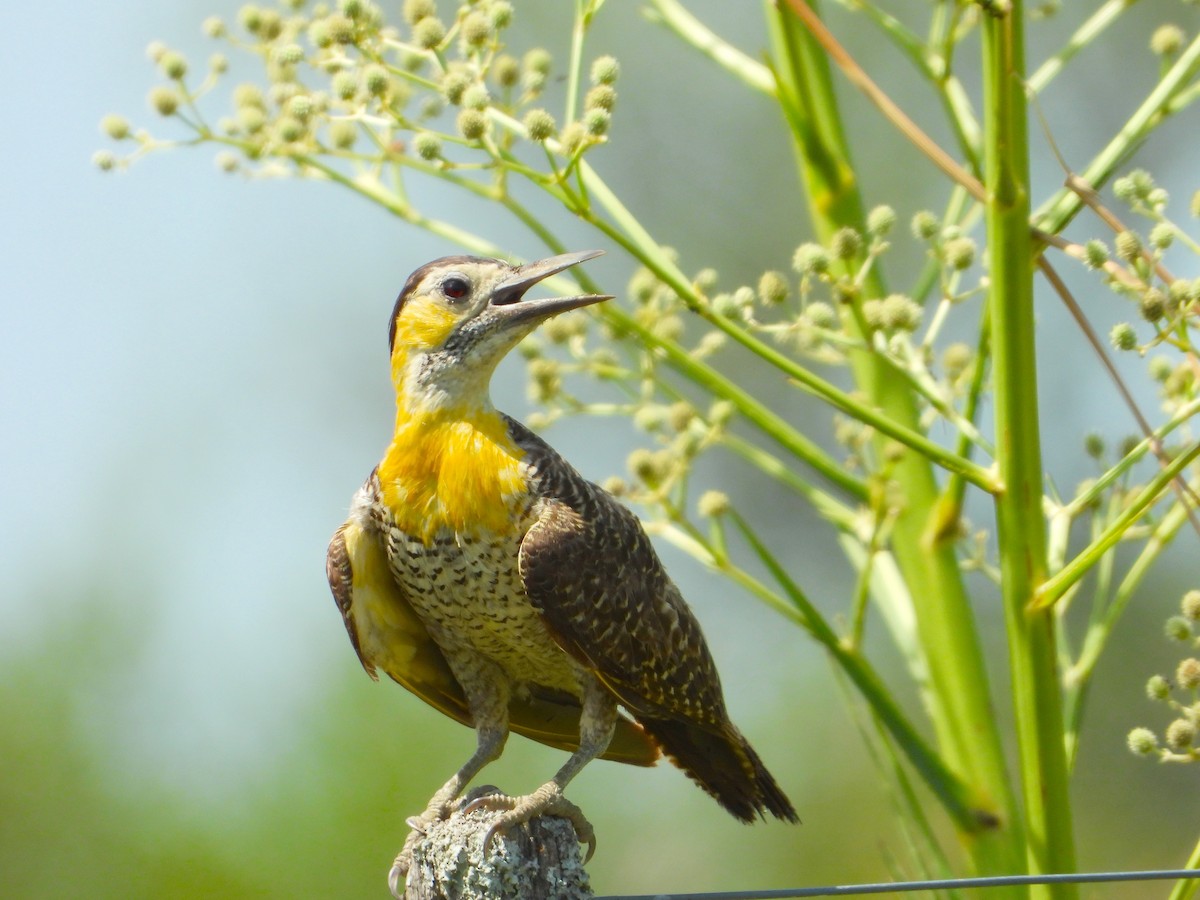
[387,859,405,899]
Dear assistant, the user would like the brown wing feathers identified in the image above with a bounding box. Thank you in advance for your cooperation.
[513,419,797,823]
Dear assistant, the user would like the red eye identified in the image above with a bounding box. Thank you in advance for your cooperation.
[441,276,470,301]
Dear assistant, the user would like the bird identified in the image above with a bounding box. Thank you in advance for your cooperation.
[325,249,797,895]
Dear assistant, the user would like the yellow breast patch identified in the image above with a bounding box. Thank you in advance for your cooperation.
[377,409,528,543]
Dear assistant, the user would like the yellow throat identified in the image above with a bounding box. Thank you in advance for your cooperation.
[377,365,528,544]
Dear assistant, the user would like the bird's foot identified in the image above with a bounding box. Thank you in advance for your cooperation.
[387,799,455,898]
[463,782,596,863]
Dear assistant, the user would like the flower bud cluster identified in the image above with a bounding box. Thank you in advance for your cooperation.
[98,1,618,178]
[1129,589,1200,763]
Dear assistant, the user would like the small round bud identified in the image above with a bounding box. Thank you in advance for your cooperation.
[412,16,446,49]
[363,64,389,97]
[340,0,366,19]
[911,210,940,240]
[804,301,836,330]
[148,86,180,116]
[866,205,896,236]
[276,116,306,143]
[880,293,921,331]
[100,114,131,140]
[159,50,188,80]
[523,108,556,142]
[1127,727,1158,755]
[698,490,731,518]
[492,54,520,88]
[1168,279,1192,311]
[489,2,514,29]
[1166,718,1196,751]
[1115,230,1143,262]
[233,83,266,111]
[667,402,694,432]
[942,342,972,377]
[1183,590,1200,621]
[584,84,616,112]
[830,226,862,261]
[287,94,315,121]
[601,476,628,497]
[943,236,976,270]
[1109,322,1137,351]
[462,83,490,111]
[1149,355,1174,382]
[627,448,665,485]
[92,149,117,172]
[1149,223,1174,251]
[591,55,619,85]
[146,40,168,63]
[308,19,334,47]
[325,14,356,44]
[215,151,239,173]
[328,119,358,149]
[461,11,491,46]
[757,270,789,305]
[413,131,441,160]
[1084,432,1105,459]
[710,293,738,318]
[583,108,610,137]
[524,48,552,76]
[456,108,487,140]
[1150,24,1185,57]
[558,122,587,156]
[1082,239,1109,270]
[236,105,266,133]
[332,70,358,101]
[1147,674,1171,701]
[441,71,471,105]
[692,268,718,292]
[274,43,305,66]
[209,52,229,75]
[202,16,227,38]
[1166,615,1193,641]
[403,0,436,25]
[793,242,830,277]
[1177,658,1200,690]
[1140,289,1167,322]
[257,9,283,39]
[633,405,666,432]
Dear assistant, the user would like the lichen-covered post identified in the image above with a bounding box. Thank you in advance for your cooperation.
[400,787,595,900]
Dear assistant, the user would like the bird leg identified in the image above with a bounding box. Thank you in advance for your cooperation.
[389,658,512,898]
[465,679,617,863]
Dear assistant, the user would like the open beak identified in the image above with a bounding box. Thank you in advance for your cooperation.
[489,250,612,324]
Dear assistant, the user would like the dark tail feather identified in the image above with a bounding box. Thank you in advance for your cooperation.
[642,718,799,823]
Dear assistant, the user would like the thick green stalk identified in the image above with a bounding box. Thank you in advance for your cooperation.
[768,0,1022,880]
[981,5,1076,896]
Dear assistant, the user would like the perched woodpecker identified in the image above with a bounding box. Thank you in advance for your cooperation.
[326,250,796,894]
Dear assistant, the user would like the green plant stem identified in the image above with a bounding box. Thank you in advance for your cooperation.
[1064,498,1193,766]
[1033,31,1200,237]
[725,512,983,832]
[572,157,1003,494]
[1027,0,1141,94]
[981,6,1076,895]
[645,0,775,95]
[1038,443,1200,608]
[1169,836,1200,900]
[768,0,1022,881]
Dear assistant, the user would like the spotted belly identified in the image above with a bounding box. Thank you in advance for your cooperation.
[381,524,580,692]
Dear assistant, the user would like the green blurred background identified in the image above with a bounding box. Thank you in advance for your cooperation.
[3,1,1200,897]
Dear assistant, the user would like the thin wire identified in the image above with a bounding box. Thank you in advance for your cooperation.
[595,868,1200,900]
